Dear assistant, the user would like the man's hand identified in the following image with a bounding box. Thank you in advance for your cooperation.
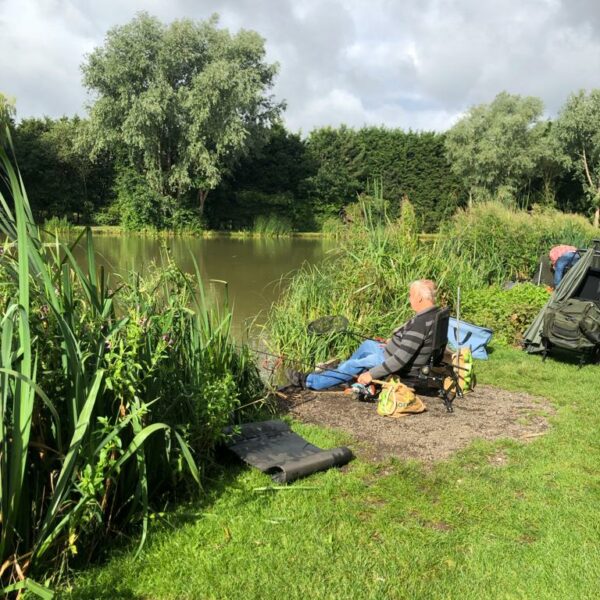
[357,371,373,385]
[373,336,387,348]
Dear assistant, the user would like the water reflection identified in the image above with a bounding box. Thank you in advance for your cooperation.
[70,234,330,337]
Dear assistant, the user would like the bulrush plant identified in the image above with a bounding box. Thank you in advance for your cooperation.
[0,130,263,597]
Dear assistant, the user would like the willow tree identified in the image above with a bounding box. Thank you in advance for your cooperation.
[555,90,600,227]
[445,92,550,207]
[82,12,283,216]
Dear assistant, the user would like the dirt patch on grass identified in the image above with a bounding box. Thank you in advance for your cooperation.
[278,384,554,463]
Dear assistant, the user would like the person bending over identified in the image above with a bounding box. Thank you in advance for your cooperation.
[549,244,580,288]
[304,279,441,391]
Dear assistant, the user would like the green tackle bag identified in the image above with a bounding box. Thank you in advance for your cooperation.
[542,299,600,351]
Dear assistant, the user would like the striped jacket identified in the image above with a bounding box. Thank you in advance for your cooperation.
[369,306,440,380]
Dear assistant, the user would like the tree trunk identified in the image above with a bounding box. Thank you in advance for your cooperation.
[580,149,600,228]
[198,189,208,215]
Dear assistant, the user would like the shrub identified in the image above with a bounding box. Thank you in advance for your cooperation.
[168,206,205,233]
[94,201,121,226]
[113,166,165,230]
[460,283,550,346]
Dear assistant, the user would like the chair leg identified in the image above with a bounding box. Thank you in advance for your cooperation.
[440,376,455,412]
[450,368,463,398]
[542,340,549,362]
[441,389,454,413]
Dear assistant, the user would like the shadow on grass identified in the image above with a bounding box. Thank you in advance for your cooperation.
[539,347,600,368]
[66,458,247,600]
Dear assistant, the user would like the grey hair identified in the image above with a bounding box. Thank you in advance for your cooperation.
[410,279,436,302]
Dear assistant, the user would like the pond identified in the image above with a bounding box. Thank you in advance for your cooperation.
[72,234,332,337]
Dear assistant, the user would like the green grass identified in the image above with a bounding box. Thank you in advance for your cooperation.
[252,214,293,237]
[64,348,600,599]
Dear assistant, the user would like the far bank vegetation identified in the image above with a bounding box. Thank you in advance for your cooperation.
[2,14,600,233]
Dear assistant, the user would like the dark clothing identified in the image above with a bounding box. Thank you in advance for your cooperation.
[369,305,440,380]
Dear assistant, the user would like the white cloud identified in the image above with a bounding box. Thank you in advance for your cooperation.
[301,88,365,129]
[2,0,600,132]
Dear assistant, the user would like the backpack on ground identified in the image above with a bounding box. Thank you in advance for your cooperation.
[542,299,600,351]
[440,347,475,395]
[376,378,426,418]
[447,317,493,360]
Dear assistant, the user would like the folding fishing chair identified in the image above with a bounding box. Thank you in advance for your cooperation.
[400,307,463,413]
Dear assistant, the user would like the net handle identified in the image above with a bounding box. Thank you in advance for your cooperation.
[307,315,376,341]
[306,315,350,335]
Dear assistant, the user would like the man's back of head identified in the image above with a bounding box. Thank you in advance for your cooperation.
[409,279,436,313]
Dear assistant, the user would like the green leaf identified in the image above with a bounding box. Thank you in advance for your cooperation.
[2,578,54,599]
[174,430,202,489]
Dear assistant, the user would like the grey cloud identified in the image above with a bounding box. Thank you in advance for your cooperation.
[555,0,600,33]
[2,0,600,133]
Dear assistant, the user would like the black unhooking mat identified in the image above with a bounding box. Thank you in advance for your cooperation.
[222,420,353,483]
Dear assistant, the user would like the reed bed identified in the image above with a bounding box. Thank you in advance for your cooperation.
[266,198,596,366]
[0,128,263,597]
[252,214,293,237]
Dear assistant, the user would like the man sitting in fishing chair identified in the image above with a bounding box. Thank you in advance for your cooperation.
[304,279,445,392]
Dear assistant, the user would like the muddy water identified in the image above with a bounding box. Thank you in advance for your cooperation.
[73,235,331,336]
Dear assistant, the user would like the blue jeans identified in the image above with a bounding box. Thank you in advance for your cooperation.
[554,252,580,287]
[306,340,385,391]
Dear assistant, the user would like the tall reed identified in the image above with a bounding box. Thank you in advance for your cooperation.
[0,127,262,596]
[266,198,596,365]
[252,214,293,237]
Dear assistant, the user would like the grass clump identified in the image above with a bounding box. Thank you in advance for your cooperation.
[437,202,596,283]
[252,214,293,237]
[42,215,74,234]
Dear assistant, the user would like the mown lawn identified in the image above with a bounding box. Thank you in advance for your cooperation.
[64,348,600,600]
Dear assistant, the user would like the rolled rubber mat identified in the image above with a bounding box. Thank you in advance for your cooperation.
[223,420,353,483]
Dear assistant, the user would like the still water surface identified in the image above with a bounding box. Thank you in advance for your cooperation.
[73,235,331,336]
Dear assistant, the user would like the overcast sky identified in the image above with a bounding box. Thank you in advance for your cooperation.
[1,0,599,133]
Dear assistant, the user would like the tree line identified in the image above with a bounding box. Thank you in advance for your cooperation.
[1,12,599,231]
